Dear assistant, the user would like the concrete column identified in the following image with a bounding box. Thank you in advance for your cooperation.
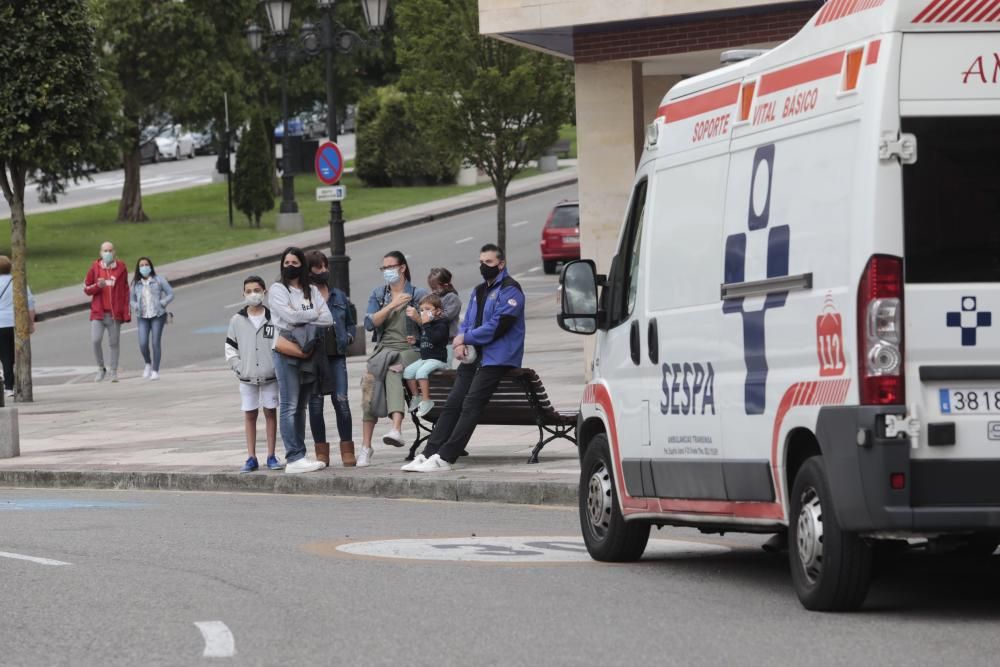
[574,60,645,275]
[0,407,19,458]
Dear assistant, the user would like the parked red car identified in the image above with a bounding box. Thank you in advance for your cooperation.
[539,200,580,274]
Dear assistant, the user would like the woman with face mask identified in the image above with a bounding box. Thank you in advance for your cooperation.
[358,250,428,467]
[129,257,174,381]
[268,247,333,474]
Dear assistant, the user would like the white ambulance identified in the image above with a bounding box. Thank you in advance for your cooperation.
[559,0,1000,611]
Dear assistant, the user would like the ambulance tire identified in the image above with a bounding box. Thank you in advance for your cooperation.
[789,456,873,611]
[579,434,650,562]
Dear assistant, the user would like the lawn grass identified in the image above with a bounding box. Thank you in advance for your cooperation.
[558,125,577,159]
[5,170,526,293]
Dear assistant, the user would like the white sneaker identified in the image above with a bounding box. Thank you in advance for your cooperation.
[3,389,13,398]
[142,364,151,379]
[401,454,427,472]
[285,457,325,474]
[416,400,435,418]
[149,371,160,381]
[413,454,453,473]
[382,429,404,447]
[109,370,119,383]
[95,367,106,383]
[356,447,373,467]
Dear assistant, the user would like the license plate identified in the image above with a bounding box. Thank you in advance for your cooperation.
[939,388,1000,414]
[564,235,579,243]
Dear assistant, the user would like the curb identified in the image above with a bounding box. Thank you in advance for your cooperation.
[35,173,578,321]
[0,469,578,506]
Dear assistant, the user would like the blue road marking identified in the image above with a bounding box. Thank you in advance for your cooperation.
[0,500,145,511]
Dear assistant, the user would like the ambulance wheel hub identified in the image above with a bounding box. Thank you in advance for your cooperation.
[796,488,824,584]
[587,464,613,535]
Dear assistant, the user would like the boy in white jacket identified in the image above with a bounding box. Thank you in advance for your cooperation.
[225,276,282,472]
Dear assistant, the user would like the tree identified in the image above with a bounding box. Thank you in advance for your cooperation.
[396,0,573,252]
[0,0,108,402]
[94,0,254,222]
[233,111,275,227]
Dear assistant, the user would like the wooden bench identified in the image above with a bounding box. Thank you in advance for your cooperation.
[404,368,578,464]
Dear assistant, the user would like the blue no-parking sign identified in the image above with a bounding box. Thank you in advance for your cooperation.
[315,142,343,185]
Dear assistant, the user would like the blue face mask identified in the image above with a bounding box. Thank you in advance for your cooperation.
[102,251,114,265]
[383,269,401,284]
[139,265,152,278]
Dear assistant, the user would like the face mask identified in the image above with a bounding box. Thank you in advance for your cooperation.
[383,269,401,284]
[139,265,152,278]
[245,292,264,307]
[310,271,330,285]
[102,252,114,265]
[281,265,302,282]
[480,263,501,282]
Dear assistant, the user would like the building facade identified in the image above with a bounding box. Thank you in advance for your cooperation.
[480,0,823,270]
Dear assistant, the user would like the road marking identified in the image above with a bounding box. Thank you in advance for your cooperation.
[512,220,531,228]
[528,266,541,273]
[323,536,730,563]
[194,621,235,658]
[0,550,71,566]
[120,326,137,336]
[454,237,474,245]
[224,301,246,309]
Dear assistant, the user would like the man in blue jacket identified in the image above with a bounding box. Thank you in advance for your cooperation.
[404,244,526,472]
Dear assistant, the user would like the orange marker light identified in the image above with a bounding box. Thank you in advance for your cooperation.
[843,48,864,91]
[739,81,756,122]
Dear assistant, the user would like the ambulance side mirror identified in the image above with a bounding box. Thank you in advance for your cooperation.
[558,260,601,335]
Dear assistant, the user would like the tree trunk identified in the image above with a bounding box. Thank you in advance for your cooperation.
[4,165,34,402]
[494,180,508,254]
[117,143,148,222]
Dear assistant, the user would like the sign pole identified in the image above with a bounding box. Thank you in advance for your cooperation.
[224,92,233,228]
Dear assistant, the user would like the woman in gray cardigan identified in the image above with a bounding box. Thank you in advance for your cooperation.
[129,257,174,380]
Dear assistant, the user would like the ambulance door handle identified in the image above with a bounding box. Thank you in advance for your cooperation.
[629,320,641,365]
[647,318,659,365]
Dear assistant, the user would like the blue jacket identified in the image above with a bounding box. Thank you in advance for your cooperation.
[459,268,525,368]
[364,281,428,345]
[326,287,357,356]
[129,274,174,318]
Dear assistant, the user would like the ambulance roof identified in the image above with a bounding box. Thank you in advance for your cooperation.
[662,0,1000,107]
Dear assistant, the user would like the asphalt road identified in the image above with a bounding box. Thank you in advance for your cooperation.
[29,184,577,384]
[0,134,356,219]
[2,488,999,666]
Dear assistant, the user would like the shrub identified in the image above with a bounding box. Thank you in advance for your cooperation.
[233,110,275,227]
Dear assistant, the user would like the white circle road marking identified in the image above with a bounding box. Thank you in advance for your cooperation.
[332,536,729,563]
[194,621,235,658]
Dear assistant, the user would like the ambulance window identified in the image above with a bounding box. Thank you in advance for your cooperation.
[902,116,1000,283]
[608,179,648,328]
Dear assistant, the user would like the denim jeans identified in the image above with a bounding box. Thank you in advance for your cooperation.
[272,350,311,463]
[136,314,167,371]
[308,355,353,443]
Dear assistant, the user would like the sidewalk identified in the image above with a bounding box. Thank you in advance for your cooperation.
[34,168,578,320]
[0,277,586,506]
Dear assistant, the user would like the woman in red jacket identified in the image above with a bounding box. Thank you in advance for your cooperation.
[84,241,130,382]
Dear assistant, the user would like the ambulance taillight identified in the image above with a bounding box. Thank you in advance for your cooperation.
[857,255,905,406]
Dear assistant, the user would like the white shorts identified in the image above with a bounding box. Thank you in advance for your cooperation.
[239,381,278,412]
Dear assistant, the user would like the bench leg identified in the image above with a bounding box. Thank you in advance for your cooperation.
[527,424,578,464]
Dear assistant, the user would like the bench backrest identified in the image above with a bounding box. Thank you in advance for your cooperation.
[419,368,562,425]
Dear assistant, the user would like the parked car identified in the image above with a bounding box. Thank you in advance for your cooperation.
[539,200,580,274]
[274,117,305,141]
[139,126,160,164]
[190,125,217,155]
[155,125,195,160]
[340,104,357,134]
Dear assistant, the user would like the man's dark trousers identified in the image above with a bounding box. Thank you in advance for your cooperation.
[422,363,512,464]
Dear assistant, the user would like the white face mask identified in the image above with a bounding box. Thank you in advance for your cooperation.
[245,293,264,307]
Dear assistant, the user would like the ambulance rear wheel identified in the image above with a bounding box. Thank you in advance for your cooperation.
[579,434,650,562]
[789,456,873,611]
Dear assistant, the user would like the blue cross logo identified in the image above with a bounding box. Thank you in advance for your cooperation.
[947,296,991,347]
[723,144,789,415]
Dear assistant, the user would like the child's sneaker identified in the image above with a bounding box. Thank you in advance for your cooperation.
[266,455,284,470]
[408,396,422,413]
[416,400,435,418]
[240,456,259,473]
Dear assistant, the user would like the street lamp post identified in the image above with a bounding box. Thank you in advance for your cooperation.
[248,0,387,282]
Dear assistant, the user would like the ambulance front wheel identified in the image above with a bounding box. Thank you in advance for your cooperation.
[789,456,873,611]
[579,434,650,562]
